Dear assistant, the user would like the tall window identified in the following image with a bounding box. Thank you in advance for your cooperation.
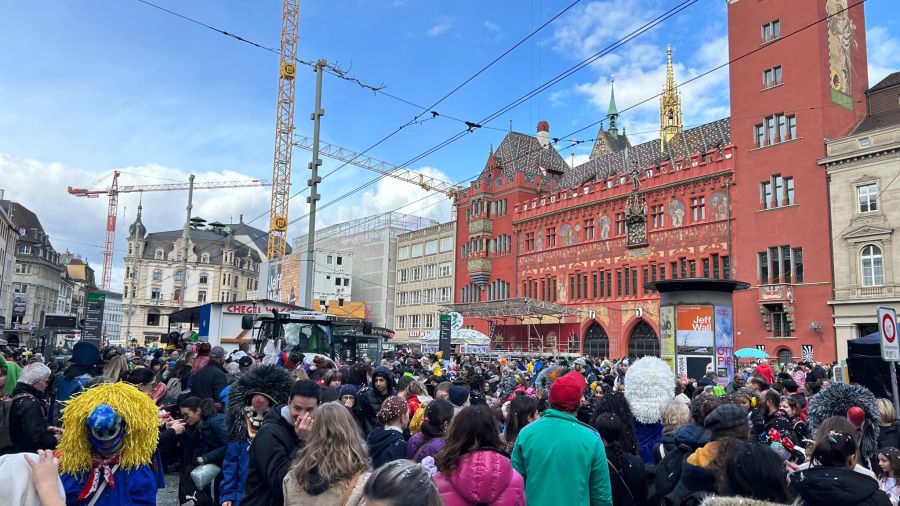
[753,113,796,147]
[762,65,783,88]
[175,271,184,282]
[761,175,794,208]
[152,269,162,281]
[858,183,878,213]
[860,245,884,287]
[439,262,452,277]
[772,312,791,337]
[584,220,595,240]
[199,272,208,284]
[147,310,161,326]
[651,205,665,228]
[154,249,164,260]
[525,232,535,252]
[198,290,206,303]
[691,197,706,222]
[201,252,210,263]
[616,213,626,235]
[547,227,556,247]
[761,20,781,43]
[758,246,803,283]
[761,181,773,209]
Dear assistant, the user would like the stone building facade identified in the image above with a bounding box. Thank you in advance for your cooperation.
[820,72,900,360]
[393,222,456,342]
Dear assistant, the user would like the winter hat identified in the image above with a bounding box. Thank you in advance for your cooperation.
[623,356,675,424]
[209,346,226,360]
[704,404,748,434]
[448,385,469,407]
[549,371,585,411]
[338,384,358,399]
[377,395,408,424]
[706,363,715,374]
[69,341,103,367]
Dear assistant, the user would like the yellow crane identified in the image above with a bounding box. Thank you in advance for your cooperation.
[267,0,301,259]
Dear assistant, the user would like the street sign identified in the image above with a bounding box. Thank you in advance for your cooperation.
[879,307,899,361]
[83,291,106,346]
[438,313,452,358]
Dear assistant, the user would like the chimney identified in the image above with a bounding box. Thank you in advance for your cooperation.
[536,120,550,149]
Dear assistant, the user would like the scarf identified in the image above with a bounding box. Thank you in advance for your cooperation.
[77,453,120,501]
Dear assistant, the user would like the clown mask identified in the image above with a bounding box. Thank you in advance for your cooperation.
[87,404,126,457]
[243,394,272,439]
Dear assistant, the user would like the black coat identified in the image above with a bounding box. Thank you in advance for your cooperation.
[242,405,302,506]
[790,467,891,506]
[190,361,228,402]
[879,420,900,451]
[196,413,229,466]
[607,449,649,506]
[354,366,395,436]
[664,460,716,506]
[367,427,407,469]
[7,383,57,454]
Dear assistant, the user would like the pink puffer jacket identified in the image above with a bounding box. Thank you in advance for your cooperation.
[433,450,526,506]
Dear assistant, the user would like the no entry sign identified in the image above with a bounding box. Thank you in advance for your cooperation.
[879,307,899,361]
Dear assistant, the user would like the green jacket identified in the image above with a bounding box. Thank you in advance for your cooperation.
[511,408,612,506]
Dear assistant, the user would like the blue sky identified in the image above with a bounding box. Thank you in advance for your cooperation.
[1,0,898,289]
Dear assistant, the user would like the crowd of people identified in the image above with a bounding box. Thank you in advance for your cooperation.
[1,337,899,506]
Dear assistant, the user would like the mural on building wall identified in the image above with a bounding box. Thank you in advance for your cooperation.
[557,277,568,302]
[560,224,577,246]
[535,230,544,251]
[598,215,611,239]
[710,192,729,221]
[826,0,858,109]
[668,199,686,227]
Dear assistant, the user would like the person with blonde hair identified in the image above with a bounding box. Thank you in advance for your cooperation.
[283,402,372,506]
[878,398,900,450]
[102,354,129,382]
[654,398,691,463]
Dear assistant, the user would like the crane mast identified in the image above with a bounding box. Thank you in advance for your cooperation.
[267,0,301,260]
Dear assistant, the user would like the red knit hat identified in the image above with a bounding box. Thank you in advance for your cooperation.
[549,371,585,411]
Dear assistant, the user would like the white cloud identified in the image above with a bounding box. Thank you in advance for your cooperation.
[867,26,900,86]
[426,18,453,38]
[484,21,502,40]
[552,0,662,59]
[0,154,271,292]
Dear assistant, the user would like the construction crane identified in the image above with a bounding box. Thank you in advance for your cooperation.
[68,170,271,291]
[292,134,462,198]
[266,0,301,260]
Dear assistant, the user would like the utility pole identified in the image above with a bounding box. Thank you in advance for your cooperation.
[304,60,326,309]
[180,175,194,310]
[125,202,142,344]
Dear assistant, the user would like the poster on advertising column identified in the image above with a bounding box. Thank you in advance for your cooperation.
[714,306,734,387]
[660,306,675,371]
[676,305,714,354]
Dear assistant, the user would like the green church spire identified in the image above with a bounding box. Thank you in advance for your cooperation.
[608,77,619,138]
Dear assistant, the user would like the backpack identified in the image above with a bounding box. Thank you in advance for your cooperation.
[0,393,34,453]
[654,443,694,499]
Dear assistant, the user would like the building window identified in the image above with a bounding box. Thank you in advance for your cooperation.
[772,312,791,337]
[440,236,454,252]
[425,314,435,328]
[762,65,783,88]
[174,288,182,303]
[425,240,438,255]
[200,252,210,263]
[525,232,535,252]
[411,267,422,281]
[761,175,794,208]
[651,205,665,228]
[547,227,556,247]
[439,262,452,277]
[761,20,781,43]
[411,315,420,328]
[396,316,406,329]
[616,213,626,235]
[691,197,706,222]
[411,243,423,257]
[758,246,802,284]
[858,183,878,213]
[326,255,333,264]
[199,272,208,284]
[399,246,409,260]
[702,258,710,278]
[439,287,450,302]
[398,269,408,283]
[174,271,184,282]
[753,113,796,147]
[860,244,884,287]
[154,248,164,260]
[147,310,161,326]
[584,220,595,240]
[152,269,162,281]
[859,137,871,148]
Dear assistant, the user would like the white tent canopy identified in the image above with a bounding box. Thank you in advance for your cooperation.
[420,328,490,345]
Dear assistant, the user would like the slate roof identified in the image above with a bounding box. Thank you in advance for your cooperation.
[494,131,570,177]
[590,130,632,159]
[852,110,900,134]
[852,71,900,135]
[561,117,731,187]
[143,222,269,263]
[869,71,900,93]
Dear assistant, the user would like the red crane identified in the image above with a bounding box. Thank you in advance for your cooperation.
[68,170,271,291]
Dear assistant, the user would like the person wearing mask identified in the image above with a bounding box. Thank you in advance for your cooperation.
[434,405,525,506]
[5,363,59,455]
[355,365,396,436]
[878,399,900,450]
[503,394,539,453]
[282,403,371,506]
[242,380,320,506]
[362,459,443,506]
[512,370,612,506]
[407,399,455,464]
[190,346,229,402]
[367,395,409,469]
[593,412,648,506]
[790,431,891,506]
[665,404,750,506]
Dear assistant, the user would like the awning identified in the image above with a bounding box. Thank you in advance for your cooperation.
[420,328,491,345]
[438,297,580,319]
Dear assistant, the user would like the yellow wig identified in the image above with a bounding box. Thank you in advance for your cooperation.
[58,382,159,474]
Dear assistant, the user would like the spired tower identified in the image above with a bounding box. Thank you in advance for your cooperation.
[659,45,683,149]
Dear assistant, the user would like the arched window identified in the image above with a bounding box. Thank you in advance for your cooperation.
[199,272,208,284]
[668,110,674,126]
[154,248,164,260]
[777,348,793,365]
[201,252,210,263]
[860,244,884,287]
[152,269,162,281]
[175,271,184,282]
[583,323,610,359]
[176,251,183,262]
[628,321,660,359]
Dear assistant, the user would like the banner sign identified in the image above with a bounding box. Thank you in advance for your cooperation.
[676,305,714,353]
[714,306,734,386]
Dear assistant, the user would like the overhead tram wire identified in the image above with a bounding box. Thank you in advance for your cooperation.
[285,0,698,227]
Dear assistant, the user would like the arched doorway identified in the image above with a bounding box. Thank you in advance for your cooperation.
[627,320,660,359]
[583,323,610,359]
[776,348,793,365]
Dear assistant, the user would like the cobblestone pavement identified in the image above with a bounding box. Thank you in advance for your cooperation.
[157,473,180,506]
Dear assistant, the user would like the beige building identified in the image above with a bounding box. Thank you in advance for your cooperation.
[820,72,900,360]
[393,222,455,342]
[123,205,266,344]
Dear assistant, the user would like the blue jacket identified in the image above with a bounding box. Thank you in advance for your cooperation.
[635,421,664,464]
[62,465,157,505]
[220,441,251,506]
[197,413,229,466]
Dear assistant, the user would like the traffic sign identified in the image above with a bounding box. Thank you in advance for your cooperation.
[879,307,899,361]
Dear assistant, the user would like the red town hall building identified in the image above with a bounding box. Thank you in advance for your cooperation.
[449,0,868,363]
